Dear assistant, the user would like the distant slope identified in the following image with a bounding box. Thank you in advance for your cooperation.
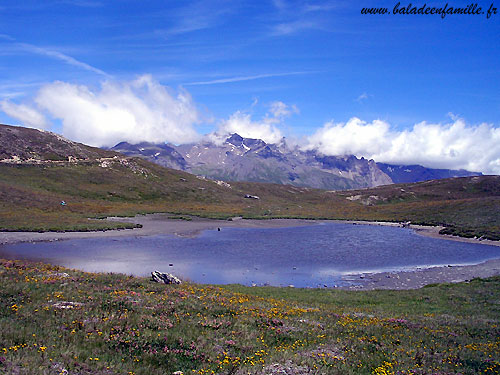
[1,124,498,240]
[111,133,482,190]
[377,162,481,183]
[112,133,393,190]
[111,141,187,170]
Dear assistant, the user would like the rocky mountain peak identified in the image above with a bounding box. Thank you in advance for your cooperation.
[109,131,481,190]
[223,133,268,153]
[225,133,244,146]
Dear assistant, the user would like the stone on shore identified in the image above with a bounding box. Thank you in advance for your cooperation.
[151,271,182,285]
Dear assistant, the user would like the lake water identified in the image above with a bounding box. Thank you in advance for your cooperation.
[1,222,499,288]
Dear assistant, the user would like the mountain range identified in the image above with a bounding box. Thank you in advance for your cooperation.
[111,133,480,190]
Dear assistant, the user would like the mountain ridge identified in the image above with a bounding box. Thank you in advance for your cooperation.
[0,123,116,162]
[111,133,481,190]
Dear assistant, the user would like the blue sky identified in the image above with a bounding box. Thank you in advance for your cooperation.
[1,0,499,173]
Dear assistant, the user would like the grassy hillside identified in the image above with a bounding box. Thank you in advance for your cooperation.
[1,259,499,374]
[0,158,499,239]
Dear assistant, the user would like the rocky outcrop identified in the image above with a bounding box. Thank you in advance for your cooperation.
[0,123,114,162]
[244,194,260,199]
[151,271,182,284]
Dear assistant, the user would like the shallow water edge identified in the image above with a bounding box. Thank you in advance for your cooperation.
[1,215,499,290]
[0,213,498,247]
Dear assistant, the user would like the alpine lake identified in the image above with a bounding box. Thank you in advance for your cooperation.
[1,222,499,288]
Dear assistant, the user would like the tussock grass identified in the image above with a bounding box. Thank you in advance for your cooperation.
[1,259,499,374]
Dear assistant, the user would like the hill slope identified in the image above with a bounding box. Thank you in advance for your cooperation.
[0,124,115,161]
[0,124,498,239]
[377,162,480,183]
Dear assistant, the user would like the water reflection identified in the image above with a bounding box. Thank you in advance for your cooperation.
[1,223,499,287]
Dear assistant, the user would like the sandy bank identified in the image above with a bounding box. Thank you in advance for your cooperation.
[340,258,500,290]
[0,214,317,245]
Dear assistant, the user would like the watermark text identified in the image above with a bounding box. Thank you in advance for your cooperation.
[361,3,498,19]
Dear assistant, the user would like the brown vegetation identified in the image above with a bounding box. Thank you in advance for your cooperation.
[0,155,498,239]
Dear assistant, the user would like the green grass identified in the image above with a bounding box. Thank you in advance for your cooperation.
[1,259,499,374]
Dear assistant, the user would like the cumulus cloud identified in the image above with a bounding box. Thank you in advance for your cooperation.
[0,100,49,129]
[33,75,201,147]
[306,117,500,175]
[216,101,298,144]
[217,111,284,144]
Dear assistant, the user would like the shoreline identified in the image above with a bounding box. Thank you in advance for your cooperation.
[338,220,500,247]
[0,214,319,245]
[0,214,499,291]
[1,214,498,247]
[339,258,500,290]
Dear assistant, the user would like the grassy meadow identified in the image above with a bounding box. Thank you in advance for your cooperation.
[1,149,499,374]
[1,259,499,375]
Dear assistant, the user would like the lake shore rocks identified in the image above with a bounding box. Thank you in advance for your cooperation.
[151,271,182,285]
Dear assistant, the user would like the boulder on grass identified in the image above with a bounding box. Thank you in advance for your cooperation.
[151,271,182,285]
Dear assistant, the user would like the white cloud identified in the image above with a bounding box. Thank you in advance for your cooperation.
[1,73,499,176]
[34,75,201,147]
[203,131,227,146]
[217,111,284,144]
[216,101,299,144]
[160,0,236,37]
[59,1,103,7]
[303,3,337,12]
[272,0,288,10]
[1,34,109,77]
[272,20,318,35]
[268,101,299,119]
[0,100,49,129]
[306,117,500,174]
